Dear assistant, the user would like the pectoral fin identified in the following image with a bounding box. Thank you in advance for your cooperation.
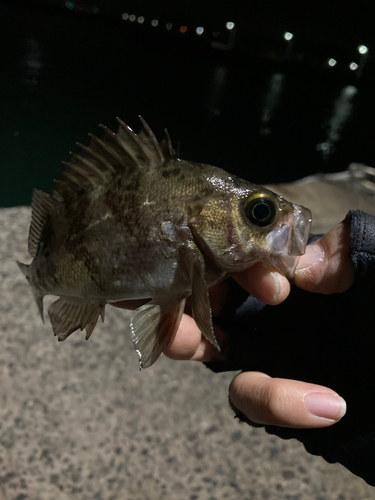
[190,256,220,352]
[131,299,186,370]
[48,297,105,341]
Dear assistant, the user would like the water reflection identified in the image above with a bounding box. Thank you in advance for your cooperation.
[317,85,358,158]
[2,3,375,208]
[22,38,43,87]
[260,72,285,136]
[207,65,228,116]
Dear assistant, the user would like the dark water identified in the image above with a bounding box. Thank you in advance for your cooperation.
[2,3,375,207]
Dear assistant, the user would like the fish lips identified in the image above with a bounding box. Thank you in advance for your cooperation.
[267,205,312,279]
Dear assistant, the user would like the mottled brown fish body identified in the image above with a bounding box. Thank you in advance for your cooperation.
[32,162,221,300]
[18,117,312,369]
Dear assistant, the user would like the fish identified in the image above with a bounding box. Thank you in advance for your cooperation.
[17,116,312,369]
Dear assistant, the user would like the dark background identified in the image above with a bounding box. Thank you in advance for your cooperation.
[2,0,375,207]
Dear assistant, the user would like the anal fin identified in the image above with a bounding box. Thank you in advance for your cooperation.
[48,297,105,341]
[131,298,186,370]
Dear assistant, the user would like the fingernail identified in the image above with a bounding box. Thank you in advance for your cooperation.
[305,393,347,420]
[270,272,281,302]
[298,243,324,270]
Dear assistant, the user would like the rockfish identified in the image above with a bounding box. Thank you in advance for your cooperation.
[17,117,311,369]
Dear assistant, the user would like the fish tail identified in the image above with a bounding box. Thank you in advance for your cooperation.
[16,261,45,323]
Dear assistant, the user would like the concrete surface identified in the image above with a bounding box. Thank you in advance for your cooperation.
[267,164,375,234]
[1,204,374,500]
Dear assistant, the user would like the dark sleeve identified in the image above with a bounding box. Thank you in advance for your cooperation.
[206,210,375,486]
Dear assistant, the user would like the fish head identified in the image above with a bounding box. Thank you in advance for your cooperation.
[190,175,312,279]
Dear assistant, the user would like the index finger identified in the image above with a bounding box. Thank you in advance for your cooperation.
[233,265,291,305]
[163,314,228,362]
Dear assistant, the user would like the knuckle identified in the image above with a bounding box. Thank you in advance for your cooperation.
[229,373,255,411]
[229,372,247,399]
[260,379,286,420]
[229,373,279,425]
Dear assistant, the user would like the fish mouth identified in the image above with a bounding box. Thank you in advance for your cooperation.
[267,205,312,279]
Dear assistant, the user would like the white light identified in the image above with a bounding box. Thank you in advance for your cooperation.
[226,22,235,30]
[196,26,204,35]
[358,44,368,55]
[121,13,129,20]
[166,23,173,30]
[349,62,358,71]
[92,7,99,14]
[328,58,337,67]
[151,19,158,27]
[137,16,145,24]
[129,14,136,22]
[284,32,293,41]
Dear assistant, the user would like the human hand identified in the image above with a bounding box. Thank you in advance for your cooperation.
[163,217,353,429]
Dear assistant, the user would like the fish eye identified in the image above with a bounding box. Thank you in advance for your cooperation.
[245,194,277,227]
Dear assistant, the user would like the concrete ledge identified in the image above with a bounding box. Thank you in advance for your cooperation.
[0,206,371,499]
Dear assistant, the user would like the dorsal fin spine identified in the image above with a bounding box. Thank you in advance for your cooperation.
[99,124,141,167]
[116,117,155,163]
[54,179,73,195]
[72,152,107,181]
[61,170,83,187]
[54,117,177,201]
[62,161,96,185]
[138,115,164,161]
[164,129,175,158]
[88,133,124,168]
[76,142,115,175]
[52,190,64,202]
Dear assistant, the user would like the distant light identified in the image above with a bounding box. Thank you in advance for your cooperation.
[166,23,173,30]
[129,14,136,22]
[137,16,145,24]
[284,32,294,41]
[121,13,129,20]
[349,62,358,71]
[358,44,368,55]
[196,26,204,35]
[92,6,99,14]
[226,22,235,30]
[151,19,159,27]
[66,1,74,10]
[328,58,337,67]
[179,26,187,34]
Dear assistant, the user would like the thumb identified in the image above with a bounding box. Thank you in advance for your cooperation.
[294,216,354,294]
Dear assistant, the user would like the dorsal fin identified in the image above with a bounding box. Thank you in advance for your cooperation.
[28,189,57,257]
[55,116,176,200]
